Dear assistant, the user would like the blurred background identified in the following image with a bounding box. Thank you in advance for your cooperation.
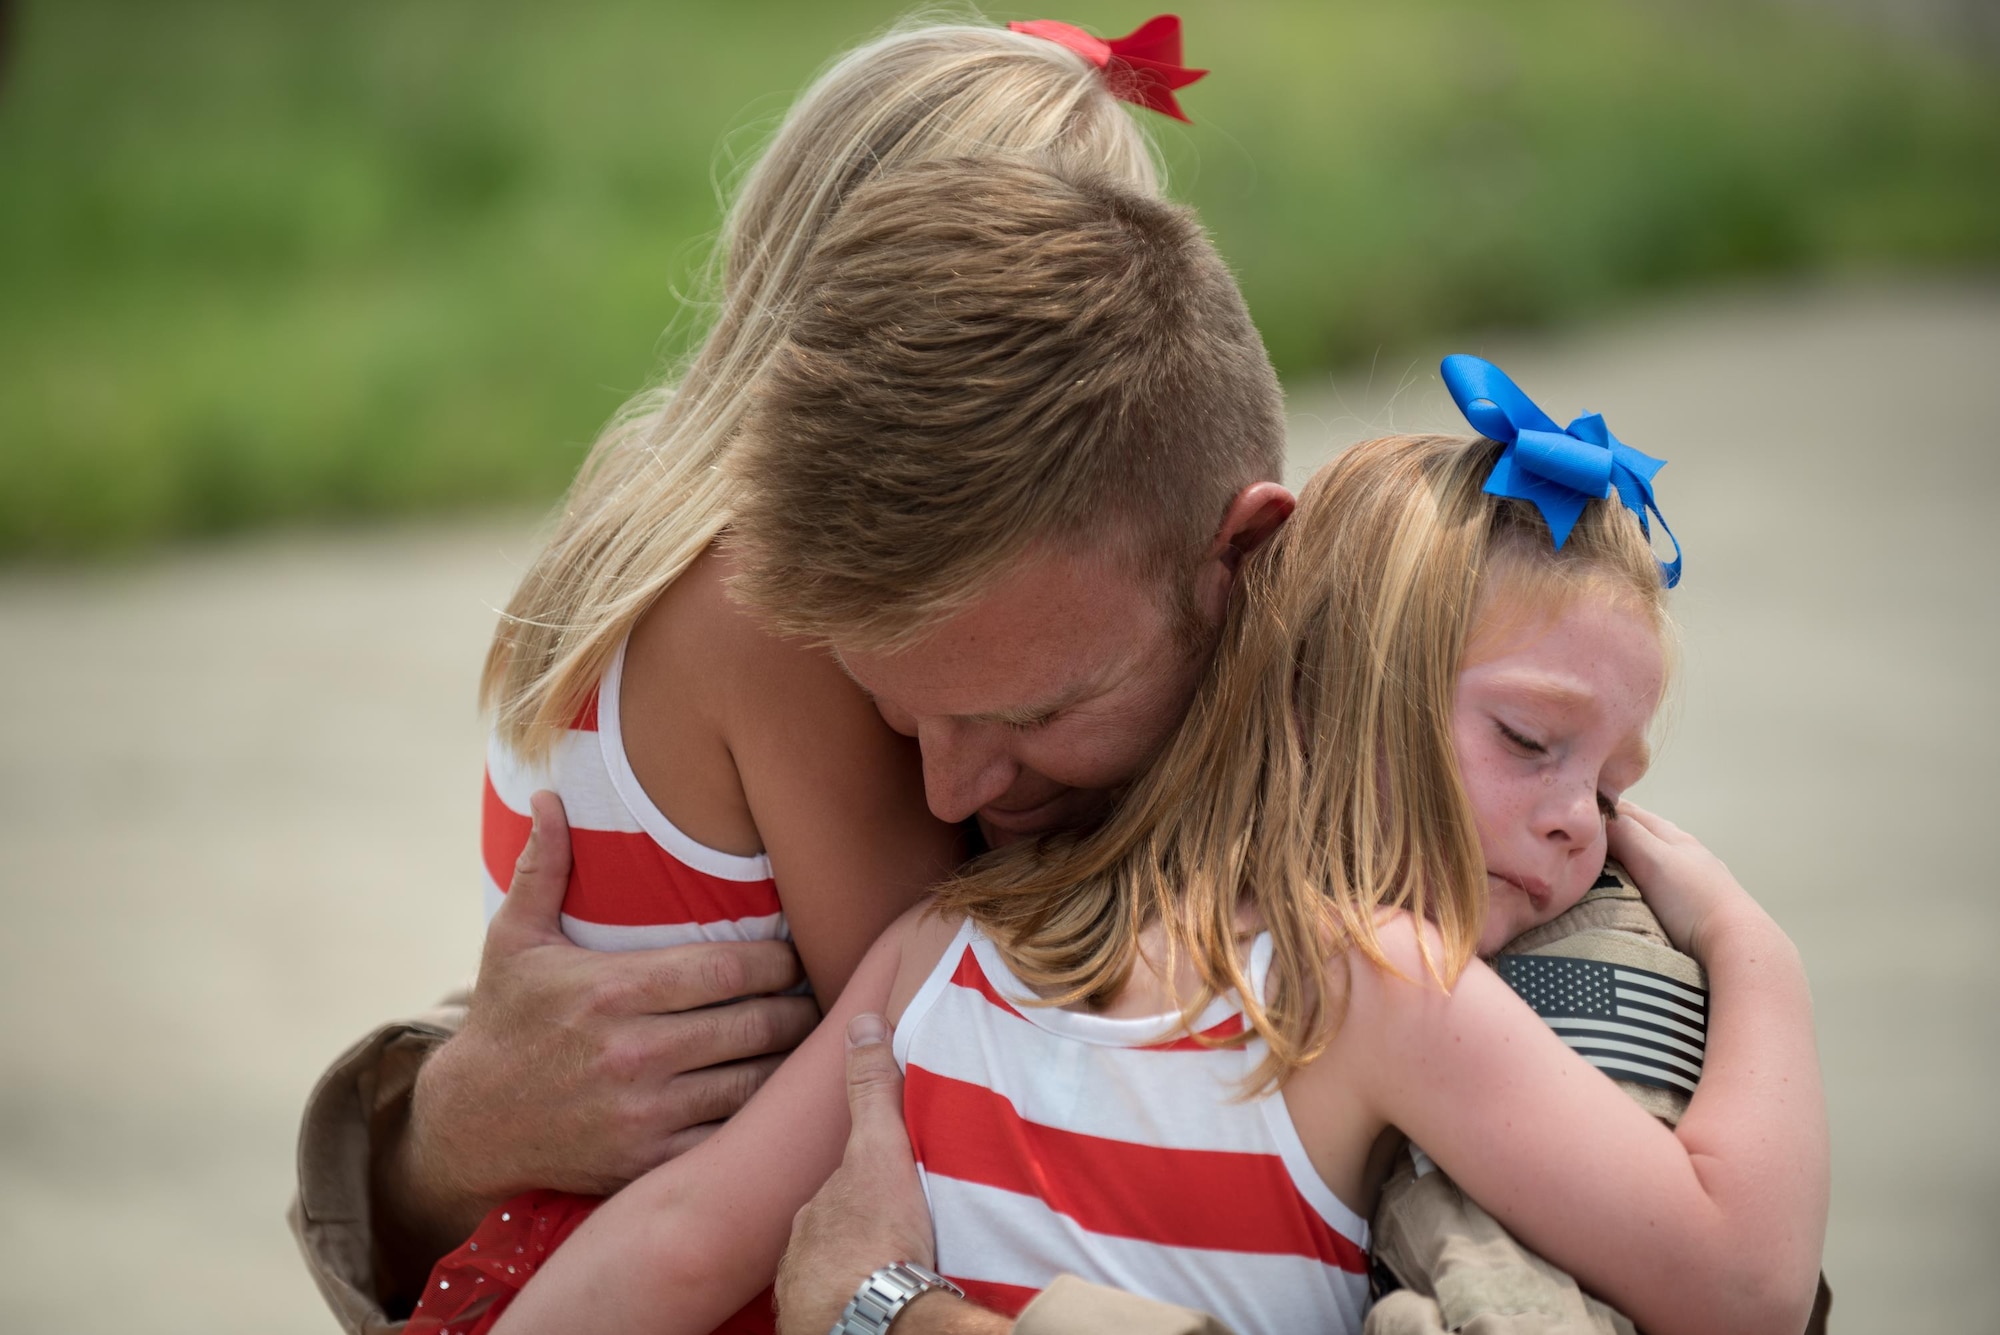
[0,1,1994,1331]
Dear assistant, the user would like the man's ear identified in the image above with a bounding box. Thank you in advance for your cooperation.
[1194,481,1296,622]
[1209,481,1295,571]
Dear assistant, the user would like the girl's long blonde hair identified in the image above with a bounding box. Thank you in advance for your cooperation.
[937,433,1672,1092]
[483,18,1162,756]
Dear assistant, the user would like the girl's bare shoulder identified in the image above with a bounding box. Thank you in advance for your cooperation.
[885,904,968,1021]
[1319,909,1498,1061]
[619,543,889,861]
[625,544,889,772]
[1340,910,1452,996]
[632,545,856,709]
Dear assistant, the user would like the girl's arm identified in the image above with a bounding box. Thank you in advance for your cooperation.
[623,547,963,1003]
[1608,803,1829,1316]
[1339,814,1825,1335]
[722,624,964,1003]
[490,912,917,1335]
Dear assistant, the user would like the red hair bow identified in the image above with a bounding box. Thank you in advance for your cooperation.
[1008,14,1209,123]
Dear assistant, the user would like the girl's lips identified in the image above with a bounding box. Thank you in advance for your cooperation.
[1491,870,1552,911]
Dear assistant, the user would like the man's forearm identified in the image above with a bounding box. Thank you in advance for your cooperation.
[367,1047,498,1312]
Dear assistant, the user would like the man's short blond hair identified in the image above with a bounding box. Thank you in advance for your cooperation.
[729,157,1285,650]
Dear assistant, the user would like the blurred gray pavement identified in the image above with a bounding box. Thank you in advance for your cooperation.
[1,278,1995,1331]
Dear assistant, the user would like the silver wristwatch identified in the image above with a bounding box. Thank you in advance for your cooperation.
[828,1262,965,1335]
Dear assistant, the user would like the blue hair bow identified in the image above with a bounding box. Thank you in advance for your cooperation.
[1441,354,1681,588]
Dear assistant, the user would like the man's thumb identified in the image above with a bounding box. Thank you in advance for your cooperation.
[844,1013,904,1131]
[497,790,573,933]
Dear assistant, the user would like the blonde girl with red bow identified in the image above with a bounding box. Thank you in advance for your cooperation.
[411,16,1211,1335]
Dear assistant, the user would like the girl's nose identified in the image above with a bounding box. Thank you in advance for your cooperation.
[1537,778,1601,850]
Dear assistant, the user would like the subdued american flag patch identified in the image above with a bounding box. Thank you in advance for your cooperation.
[1491,955,1707,1095]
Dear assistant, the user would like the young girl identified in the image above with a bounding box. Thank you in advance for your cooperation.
[488,360,1828,1335]
[478,9,1182,1009]
[416,14,1212,1334]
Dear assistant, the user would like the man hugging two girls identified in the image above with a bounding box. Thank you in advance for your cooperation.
[357,16,1828,1335]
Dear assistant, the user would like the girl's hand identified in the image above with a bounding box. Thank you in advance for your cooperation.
[1606,801,1763,961]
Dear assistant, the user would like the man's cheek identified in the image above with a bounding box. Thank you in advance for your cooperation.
[1051,727,1157,792]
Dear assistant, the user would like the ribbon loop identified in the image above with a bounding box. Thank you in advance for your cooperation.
[1440,354,1682,587]
[1513,427,1613,501]
[1009,15,1209,123]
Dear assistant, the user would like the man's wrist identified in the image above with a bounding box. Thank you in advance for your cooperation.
[891,1289,1011,1335]
[830,1263,966,1335]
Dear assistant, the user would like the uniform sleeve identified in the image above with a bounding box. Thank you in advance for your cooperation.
[1013,1275,1241,1335]
[288,992,469,1335]
[1366,1150,1636,1335]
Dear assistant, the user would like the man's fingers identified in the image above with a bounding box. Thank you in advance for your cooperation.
[657,1120,724,1162]
[623,994,821,1075]
[598,938,809,1016]
[842,1014,910,1156]
[491,790,574,941]
[661,1054,789,1129]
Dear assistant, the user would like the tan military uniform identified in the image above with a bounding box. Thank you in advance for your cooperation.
[1015,1276,1238,1335]
[290,993,465,1335]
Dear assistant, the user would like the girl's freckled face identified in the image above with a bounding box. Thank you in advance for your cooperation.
[1453,591,1666,956]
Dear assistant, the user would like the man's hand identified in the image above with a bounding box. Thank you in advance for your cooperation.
[777,1015,1007,1335]
[380,791,822,1258]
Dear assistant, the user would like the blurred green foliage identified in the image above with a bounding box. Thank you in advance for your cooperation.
[2,0,1995,554]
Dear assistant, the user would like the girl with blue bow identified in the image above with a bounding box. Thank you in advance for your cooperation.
[1350,361,1827,1334]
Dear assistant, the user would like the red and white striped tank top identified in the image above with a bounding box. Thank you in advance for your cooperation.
[480,636,786,949]
[894,919,1372,1335]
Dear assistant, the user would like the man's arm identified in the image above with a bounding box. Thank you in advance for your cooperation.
[775,1015,1237,1335]
[291,794,822,1330]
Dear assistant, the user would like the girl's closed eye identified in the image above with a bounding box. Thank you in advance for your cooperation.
[1498,721,1621,818]
[1494,719,1547,755]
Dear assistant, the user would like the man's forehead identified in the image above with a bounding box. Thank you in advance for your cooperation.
[836,626,1120,720]
[832,546,1170,717]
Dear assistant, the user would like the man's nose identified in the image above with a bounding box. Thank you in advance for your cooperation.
[916,719,1018,824]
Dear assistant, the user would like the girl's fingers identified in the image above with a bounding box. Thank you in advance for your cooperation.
[1606,807,1663,877]
[1613,799,1687,843]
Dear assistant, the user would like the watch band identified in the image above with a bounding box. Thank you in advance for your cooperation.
[829,1261,965,1335]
